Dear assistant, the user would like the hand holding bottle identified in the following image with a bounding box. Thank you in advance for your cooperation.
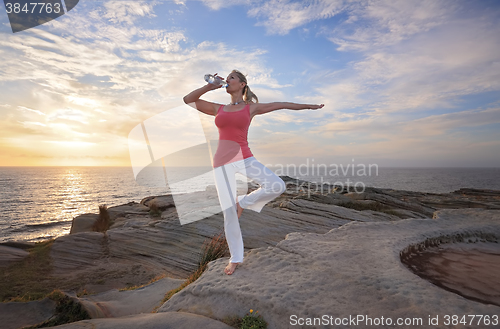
[204,73,227,88]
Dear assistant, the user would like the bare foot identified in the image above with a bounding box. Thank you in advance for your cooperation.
[224,262,239,275]
[236,202,243,218]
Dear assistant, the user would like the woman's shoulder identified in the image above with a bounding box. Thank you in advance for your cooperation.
[247,102,257,114]
[215,103,225,114]
[247,101,261,109]
[248,101,270,115]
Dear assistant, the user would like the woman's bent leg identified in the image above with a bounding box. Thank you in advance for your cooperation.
[213,157,285,268]
[237,157,286,212]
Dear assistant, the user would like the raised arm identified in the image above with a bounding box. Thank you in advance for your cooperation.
[253,102,324,116]
[183,83,222,116]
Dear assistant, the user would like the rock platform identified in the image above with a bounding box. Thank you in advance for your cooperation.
[1,179,499,328]
[159,208,500,328]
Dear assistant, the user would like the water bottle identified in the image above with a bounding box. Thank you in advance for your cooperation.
[204,74,227,88]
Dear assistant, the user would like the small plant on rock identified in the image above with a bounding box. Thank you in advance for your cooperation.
[92,204,112,232]
[24,290,90,328]
[197,230,229,270]
[240,309,267,329]
[157,231,229,310]
[224,309,267,329]
[148,200,162,217]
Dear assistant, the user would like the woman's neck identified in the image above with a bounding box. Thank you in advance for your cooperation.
[230,93,244,105]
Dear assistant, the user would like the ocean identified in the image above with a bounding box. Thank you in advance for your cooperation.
[1,166,499,244]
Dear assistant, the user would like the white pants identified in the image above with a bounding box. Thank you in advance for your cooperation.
[213,157,286,263]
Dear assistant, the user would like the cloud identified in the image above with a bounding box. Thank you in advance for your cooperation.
[100,1,157,25]
[19,121,47,127]
[227,0,450,40]
[329,0,455,51]
[310,1,500,117]
[200,0,256,11]
[401,107,500,136]
[1,1,498,167]
[248,0,345,35]
[0,1,286,165]
[47,108,90,124]
[17,106,46,116]
[314,107,500,142]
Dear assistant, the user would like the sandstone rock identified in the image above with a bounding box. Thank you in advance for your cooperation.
[78,277,184,318]
[53,190,391,281]
[50,232,170,294]
[158,209,500,329]
[51,231,106,272]
[70,203,151,234]
[386,187,500,210]
[107,202,150,219]
[280,198,399,222]
[47,184,500,328]
[0,297,56,329]
[69,213,98,234]
[344,188,436,217]
[55,185,500,291]
[141,195,176,210]
[0,241,36,249]
[50,312,233,329]
[0,245,29,268]
[452,188,500,197]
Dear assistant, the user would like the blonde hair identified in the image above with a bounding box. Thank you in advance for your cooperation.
[231,70,259,104]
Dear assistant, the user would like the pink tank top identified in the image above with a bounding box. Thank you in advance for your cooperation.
[213,104,253,167]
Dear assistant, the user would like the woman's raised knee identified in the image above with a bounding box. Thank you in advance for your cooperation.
[269,177,286,196]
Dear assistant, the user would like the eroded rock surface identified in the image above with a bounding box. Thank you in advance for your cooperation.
[48,181,500,293]
[78,277,184,318]
[52,312,233,329]
[0,245,29,268]
[0,297,56,329]
[3,179,500,328]
[159,209,500,329]
[51,179,416,284]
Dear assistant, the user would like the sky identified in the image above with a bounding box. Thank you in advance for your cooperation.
[0,0,499,167]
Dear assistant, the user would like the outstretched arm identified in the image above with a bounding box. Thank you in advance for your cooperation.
[253,102,324,116]
[183,83,222,116]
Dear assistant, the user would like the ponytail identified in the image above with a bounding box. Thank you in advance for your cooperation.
[243,85,259,104]
[231,69,259,104]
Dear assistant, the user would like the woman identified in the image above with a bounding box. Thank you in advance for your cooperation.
[183,70,324,275]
